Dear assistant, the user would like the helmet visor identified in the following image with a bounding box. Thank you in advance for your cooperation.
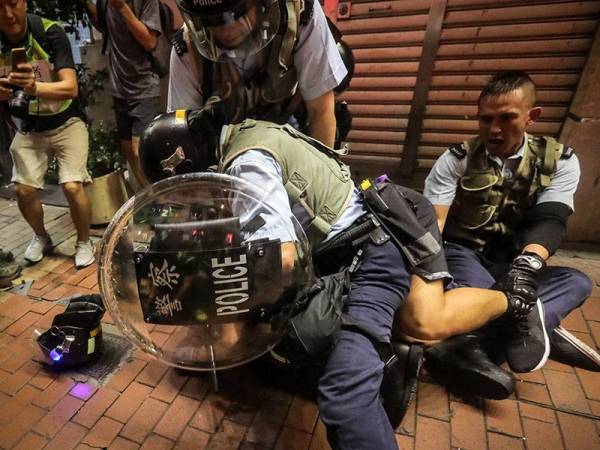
[182,0,280,62]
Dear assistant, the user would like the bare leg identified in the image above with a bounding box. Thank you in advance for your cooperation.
[61,181,90,242]
[121,137,148,188]
[14,182,47,236]
[395,275,508,342]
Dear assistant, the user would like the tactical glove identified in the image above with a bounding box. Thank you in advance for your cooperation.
[497,251,546,319]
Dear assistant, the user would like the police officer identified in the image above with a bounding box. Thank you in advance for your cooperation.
[168,0,347,147]
[423,70,598,390]
[138,109,551,449]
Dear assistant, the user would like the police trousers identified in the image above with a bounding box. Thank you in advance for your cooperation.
[318,239,410,450]
[444,241,593,330]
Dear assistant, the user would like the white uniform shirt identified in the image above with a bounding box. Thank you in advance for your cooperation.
[168,1,348,111]
[423,137,581,211]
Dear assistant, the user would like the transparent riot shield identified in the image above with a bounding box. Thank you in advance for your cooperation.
[98,173,312,371]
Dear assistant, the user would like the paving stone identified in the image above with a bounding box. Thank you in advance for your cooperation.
[73,387,120,428]
[173,427,211,450]
[81,416,123,448]
[396,434,414,450]
[154,394,201,440]
[70,381,98,401]
[34,394,84,438]
[516,381,552,406]
[120,397,169,443]
[561,307,589,333]
[0,359,40,395]
[0,293,33,319]
[485,399,522,437]
[417,381,450,421]
[518,401,557,424]
[557,411,600,450]
[397,387,417,435]
[522,417,564,450]
[105,358,147,392]
[141,434,175,450]
[44,422,88,450]
[150,368,189,403]
[582,296,600,321]
[180,375,210,401]
[273,425,312,450]
[450,400,486,450]
[190,393,231,433]
[414,416,450,450]
[108,436,142,450]
[136,360,169,387]
[0,403,46,449]
[544,369,590,413]
[4,311,43,336]
[487,432,525,450]
[106,381,153,423]
[0,384,41,425]
[32,375,76,409]
[284,395,319,434]
[12,432,49,450]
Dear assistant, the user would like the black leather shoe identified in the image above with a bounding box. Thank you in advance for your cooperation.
[550,326,600,372]
[380,341,424,428]
[425,333,516,400]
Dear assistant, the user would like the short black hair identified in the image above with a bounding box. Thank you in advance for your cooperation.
[478,70,537,107]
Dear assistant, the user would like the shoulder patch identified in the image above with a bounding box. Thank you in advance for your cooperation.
[561,146,575,159]
[448,143,467,159]
[173,28,187,57]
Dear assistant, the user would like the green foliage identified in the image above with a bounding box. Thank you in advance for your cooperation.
[87,122,123,178]
[29,0,89,34]
[76,64,108,112]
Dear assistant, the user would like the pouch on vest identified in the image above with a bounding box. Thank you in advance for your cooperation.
[359,178,442,268]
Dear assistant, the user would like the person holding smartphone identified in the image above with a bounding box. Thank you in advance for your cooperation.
[0,0,95,269]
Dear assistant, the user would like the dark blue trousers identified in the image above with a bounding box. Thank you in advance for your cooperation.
[444,242,593,330]
[318,240,411,450]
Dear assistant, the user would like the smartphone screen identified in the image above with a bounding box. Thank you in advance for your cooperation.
[11,48,28,73]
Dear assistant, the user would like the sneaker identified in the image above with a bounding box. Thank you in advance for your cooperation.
[504,299,550,373]
[0,249,21,290]
[550,326,600,372]
[75,240,95,269]
[24,235,53,263]
[425,333,515,400]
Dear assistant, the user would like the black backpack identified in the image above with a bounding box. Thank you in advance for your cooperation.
[97,0,174,78]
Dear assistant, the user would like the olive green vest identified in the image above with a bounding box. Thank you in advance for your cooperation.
[0,17,72,117]
[444,133,565,254]
[187,0,303,123]
[218,120,354,248]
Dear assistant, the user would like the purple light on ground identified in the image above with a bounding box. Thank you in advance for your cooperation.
[71,383,94,400]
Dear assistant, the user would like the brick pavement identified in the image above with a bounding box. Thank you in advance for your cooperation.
[1,197,600,450]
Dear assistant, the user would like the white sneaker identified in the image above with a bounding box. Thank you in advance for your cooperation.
[75,240,95,269]
[24,235,53,263]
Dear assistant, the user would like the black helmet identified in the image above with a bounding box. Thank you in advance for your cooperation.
[176,0,281,61]
[36,295,105,368]
[139,109,220,183]
[334,39,354,94]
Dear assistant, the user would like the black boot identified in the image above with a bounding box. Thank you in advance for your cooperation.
[425,333,516,400]
[380,341,424,428]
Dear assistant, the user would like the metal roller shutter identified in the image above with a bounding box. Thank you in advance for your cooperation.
[329,0,600,187]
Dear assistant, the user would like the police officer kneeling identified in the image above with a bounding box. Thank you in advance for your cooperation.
[138,110,547,449]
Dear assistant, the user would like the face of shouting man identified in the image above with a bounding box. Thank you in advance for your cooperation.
[0,0,27,43]
[477,85,542,159]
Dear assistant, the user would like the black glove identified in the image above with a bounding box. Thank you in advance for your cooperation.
[496,251,546,319]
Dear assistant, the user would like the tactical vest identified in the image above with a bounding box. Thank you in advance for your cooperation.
[444,133,566,255]
[219,119,354,248]
[186,0,311,123]
[0,15,72,117]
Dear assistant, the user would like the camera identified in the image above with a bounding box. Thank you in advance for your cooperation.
[8,89,30,120]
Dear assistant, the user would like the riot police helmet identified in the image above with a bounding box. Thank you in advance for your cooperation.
[176,0,281,61]
[139,109,220,183]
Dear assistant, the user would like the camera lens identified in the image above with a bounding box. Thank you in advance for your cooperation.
[8,89,30,120]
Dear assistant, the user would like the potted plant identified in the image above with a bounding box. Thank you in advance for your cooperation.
[84,121,128,225]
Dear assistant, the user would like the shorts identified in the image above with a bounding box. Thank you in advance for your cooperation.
[113,97,161,140]
[10,117,91,189]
